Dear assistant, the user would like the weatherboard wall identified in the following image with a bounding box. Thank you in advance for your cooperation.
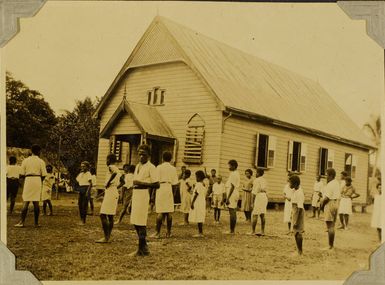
[96,61,223,188]
[219,115,369,204]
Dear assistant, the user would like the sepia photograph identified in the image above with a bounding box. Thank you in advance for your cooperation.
[1,0,384,283]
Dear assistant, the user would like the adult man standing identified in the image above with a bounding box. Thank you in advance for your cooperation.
[130,144,159,256]
[15,145,47,228]
[321,168,341,250]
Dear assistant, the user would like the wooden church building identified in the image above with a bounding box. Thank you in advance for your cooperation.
[93,16,374,204]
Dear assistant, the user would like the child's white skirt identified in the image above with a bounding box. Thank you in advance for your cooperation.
[155,183,174,213]
[100,186,119,215]
[338,197,352,215]
[189,197,206,223]
[130,189,150,226]
[283,199,292,223]
[252,192,268,215]
[22,176,42,202]
[311,192,321,207]
[371,194,381,228]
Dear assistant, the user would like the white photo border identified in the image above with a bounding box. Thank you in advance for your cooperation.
[0,1,384,284]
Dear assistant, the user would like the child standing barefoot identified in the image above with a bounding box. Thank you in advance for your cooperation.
[152,152,179,238]
[6,156,22,215]
[115,164,135,224]
[189,170,207,237]
[76,161,92,225]
[212,175,225,224]
[283,174,293,234]
[241,169,254,223]
[42,165,55,216]
[338,177,360,230]
[289,175,305,255]
[96,154,121,243]
[224,160,241,234]
[250,168,268,236]
[371,183,382,242]
[311,175,323,219]
[88,167,97,215]
[179,169,193,225]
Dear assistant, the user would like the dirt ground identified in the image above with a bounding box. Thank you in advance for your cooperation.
[5,193,381,281]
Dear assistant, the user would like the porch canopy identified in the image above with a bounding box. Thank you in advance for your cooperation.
[99,99,175,142]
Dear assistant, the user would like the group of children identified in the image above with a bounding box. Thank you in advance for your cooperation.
[7,143,382,257]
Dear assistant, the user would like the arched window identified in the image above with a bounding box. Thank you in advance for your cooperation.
[183,114,205,164]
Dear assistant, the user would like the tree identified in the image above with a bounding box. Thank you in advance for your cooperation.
[47,97,100,183]
[363,114,381,180]
[6,72,57,148]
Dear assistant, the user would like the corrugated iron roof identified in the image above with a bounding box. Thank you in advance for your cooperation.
[128,101,175,139]
[157,17,374,148]
[99,99,175,139]
[95,16,374,148]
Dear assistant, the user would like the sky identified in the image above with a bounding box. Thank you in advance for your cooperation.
[4,1,384,129]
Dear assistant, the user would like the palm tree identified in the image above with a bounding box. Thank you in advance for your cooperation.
[363,114,381,183]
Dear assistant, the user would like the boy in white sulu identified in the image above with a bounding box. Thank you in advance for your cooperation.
[321,168,341,250]
[152,151,179,238]
[130,144,159,256]
[290,175,305,255]
[224,159,240,234]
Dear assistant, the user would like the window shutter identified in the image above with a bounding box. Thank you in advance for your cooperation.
[352,155,357,178]
[287,140,293,171]
[327,149,334,169]
[267,136,276,168]
[109,135,116,154]
[255,133,260,168]
[109,135,122,162]
[319,148,323,175]
[183,126,204,164]
[300,143,307,172]
[115,140,122,162]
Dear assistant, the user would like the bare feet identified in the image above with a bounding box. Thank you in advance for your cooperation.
[14,223,24,228]
[95,238,109,243]
[150,232,161,239]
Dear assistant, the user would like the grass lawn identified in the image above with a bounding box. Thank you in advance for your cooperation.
[6,194,380,281]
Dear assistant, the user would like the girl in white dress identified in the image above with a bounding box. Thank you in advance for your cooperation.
[151,152,179,238]
[179,169,193,225]
[311,175,323,219]
[283,174,293,234]
[224,160,240,234]
[189,170,207,237]
[212,175,225,224]
[371,183,382,242]
[250,168,268,236]
[338,177,360,230]
[96,154,121,243]
[15,145,47,228]
[42,165,55,216]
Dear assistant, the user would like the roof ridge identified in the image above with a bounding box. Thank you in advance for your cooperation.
[157,16,324,88]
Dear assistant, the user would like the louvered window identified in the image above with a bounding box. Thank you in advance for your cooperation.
[255,133,276,168]
[319,147,334,176]
[109,135,122,162]
[288,140,307,172]
[344,153,357,178]
[147,87,165,106]
[183,114,205,164]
